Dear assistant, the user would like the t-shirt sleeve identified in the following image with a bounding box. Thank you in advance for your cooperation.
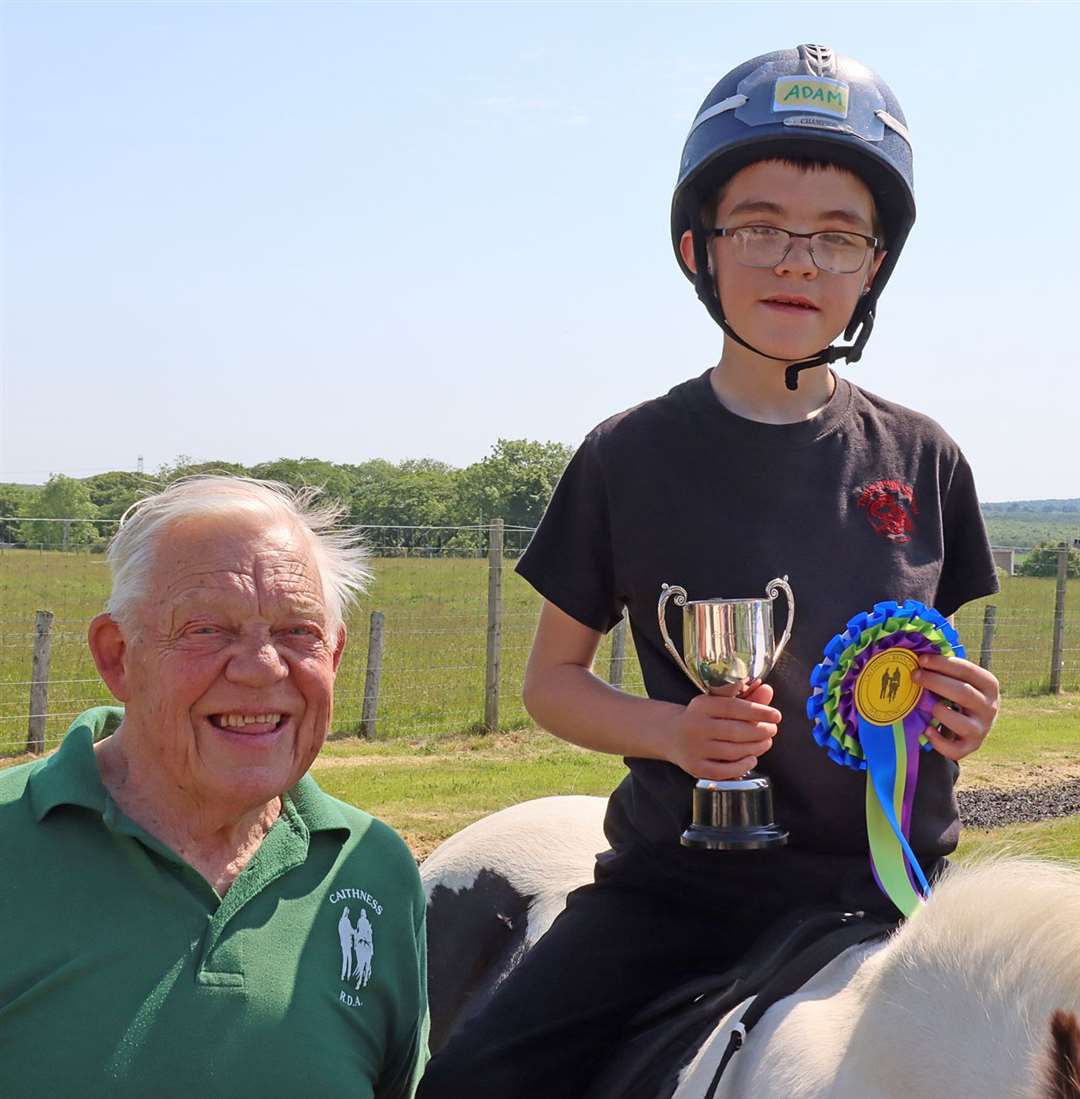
[934,453,1000,617]
[515,432,623,633]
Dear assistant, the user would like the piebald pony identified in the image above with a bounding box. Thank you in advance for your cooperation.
[422,796,1080,1099]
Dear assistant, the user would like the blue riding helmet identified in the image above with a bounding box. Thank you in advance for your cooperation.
[671,44,916,389]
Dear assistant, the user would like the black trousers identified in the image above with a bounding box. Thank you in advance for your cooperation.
[417,844,908,1099]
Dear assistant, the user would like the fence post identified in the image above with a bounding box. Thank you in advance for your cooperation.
[1050,543,1068,694]
[27,610,54,754]
[484,518,504,731]
[359,611,384,739]
[978,604,997,672]
[608,610,628,689]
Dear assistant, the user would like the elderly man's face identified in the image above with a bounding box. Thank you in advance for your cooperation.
[118,514,344,809]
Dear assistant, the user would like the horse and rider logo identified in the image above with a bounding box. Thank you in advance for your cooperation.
[854,648,922,725]
[338,907,375,990]
[328,886,382,1006]
[879,666,903,703]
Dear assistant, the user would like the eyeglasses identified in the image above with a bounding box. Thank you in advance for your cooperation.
[710,225,879,275]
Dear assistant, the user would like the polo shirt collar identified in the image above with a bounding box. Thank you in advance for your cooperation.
[28,705,352,837]
[286,772,353,836]
[27,706,122,822]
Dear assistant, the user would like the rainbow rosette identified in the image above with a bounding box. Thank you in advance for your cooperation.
[807,599,965,918]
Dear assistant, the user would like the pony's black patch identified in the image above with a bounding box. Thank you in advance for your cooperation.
[425,867,532,1053]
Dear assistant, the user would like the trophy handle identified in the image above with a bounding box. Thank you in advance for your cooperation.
[658,583,705,693]
[766,576,795,667]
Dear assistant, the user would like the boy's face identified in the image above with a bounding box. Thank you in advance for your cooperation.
[680,160,885,363]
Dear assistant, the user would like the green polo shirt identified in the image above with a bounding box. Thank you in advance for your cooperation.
[0,708,428,1099]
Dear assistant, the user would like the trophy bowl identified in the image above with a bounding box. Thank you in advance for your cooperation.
[658,577,794,851]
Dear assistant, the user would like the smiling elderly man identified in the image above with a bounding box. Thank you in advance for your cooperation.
[0,477,428,1098]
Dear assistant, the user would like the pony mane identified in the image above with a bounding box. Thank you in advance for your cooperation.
[879,857,1080,1015]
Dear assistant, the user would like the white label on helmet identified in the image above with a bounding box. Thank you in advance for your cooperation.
[782,115,858,137]
[772,77,849,119]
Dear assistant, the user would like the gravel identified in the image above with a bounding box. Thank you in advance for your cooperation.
[958,779,1080,829]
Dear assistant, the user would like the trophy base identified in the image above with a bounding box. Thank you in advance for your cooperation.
[679,773,789,851]
[680,821,790,850]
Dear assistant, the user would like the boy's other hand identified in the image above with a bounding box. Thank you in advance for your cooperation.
[912,654,1000,761]
[668,683,782,781]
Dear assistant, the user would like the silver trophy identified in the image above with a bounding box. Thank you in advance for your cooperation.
[657,577,794,850]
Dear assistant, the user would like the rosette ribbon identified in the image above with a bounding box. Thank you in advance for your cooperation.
[807,600,965,918]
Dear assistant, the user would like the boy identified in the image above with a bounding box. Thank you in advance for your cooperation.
[418,44,1000,1098]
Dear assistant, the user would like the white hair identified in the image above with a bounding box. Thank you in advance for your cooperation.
[106,475,371,632]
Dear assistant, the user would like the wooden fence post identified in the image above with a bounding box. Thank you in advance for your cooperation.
[608,610,627,689]
[27,610,54,754]
[978,604,997,672]
[484,518,504,731]
[359,611,384,739]
[1050,543,1068,694]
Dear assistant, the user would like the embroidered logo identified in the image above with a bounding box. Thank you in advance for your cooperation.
[857,479,918,543]
[329,887,383,1007]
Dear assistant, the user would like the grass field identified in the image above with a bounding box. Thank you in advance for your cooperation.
[3,689,1077,861]
[311,692,1080,859]
[1,549,1078,755]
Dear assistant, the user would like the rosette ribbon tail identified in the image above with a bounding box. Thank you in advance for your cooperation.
[808,600,965,920]
[859,703,934,919]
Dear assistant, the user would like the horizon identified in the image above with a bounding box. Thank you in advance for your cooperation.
[3,459,1080,512]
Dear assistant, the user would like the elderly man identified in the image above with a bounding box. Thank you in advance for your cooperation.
[0,477,428,1098]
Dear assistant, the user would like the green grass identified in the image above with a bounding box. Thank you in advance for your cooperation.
[952,576,1080,696]
[955,814,1080,861]
[0,551,640,754]
[959,693,1080,787]
[311,691,1080,861]
[313,730,627,858]
[2,548,1078,754]
[312,721,1080,862]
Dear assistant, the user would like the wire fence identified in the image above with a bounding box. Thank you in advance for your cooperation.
[1,519,1077,756]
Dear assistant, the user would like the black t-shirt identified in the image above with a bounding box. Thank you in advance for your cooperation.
[517,369,999,866]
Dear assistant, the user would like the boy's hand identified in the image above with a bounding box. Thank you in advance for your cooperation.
[912,654,1000,761]
[668,682,781,780]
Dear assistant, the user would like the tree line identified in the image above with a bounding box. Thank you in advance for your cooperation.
[5,448,1076,568]
[0,439,575,553]
[1016,542,1080,579]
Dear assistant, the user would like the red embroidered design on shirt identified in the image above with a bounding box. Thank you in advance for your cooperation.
[857,479,918,543]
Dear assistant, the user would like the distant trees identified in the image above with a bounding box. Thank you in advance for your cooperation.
[249,458,357,505]
[1017,542,1080,579]
[17,475,100,548]
[0,484,31,543]
[456,439,575,530]
[83,471,148,522]
[0,440,575,552]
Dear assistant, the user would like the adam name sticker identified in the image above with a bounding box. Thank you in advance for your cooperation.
[772,77,850,119]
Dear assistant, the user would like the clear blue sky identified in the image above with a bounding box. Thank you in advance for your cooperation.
[2,0,1076,500]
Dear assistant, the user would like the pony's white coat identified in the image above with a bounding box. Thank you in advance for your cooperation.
[676,858,1080,1099]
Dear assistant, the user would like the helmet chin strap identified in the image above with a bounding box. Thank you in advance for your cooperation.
[691,225,875,391]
